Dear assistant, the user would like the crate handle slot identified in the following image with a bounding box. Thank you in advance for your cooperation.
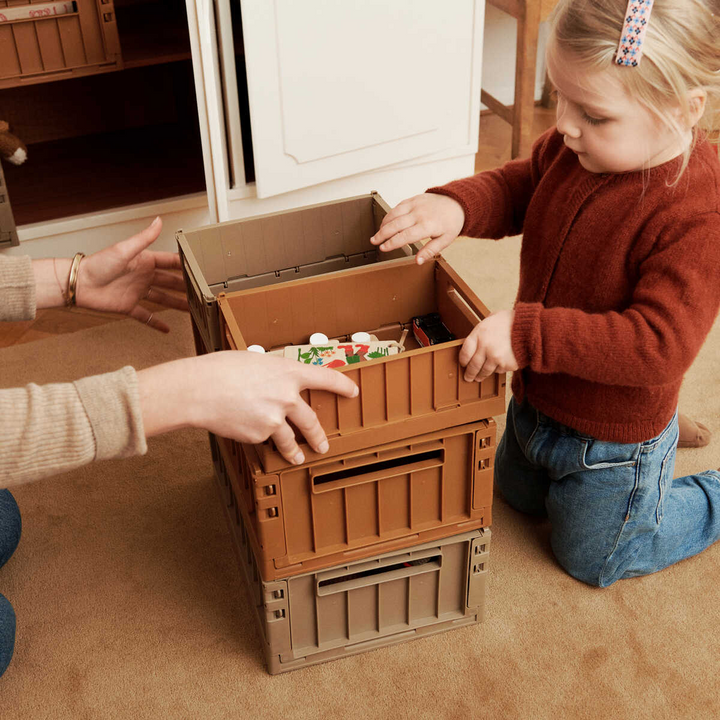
[316,554,442,596]
[438,258,492,321]
[311,448,444,494]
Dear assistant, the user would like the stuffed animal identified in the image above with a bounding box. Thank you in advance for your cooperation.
[0,121,27,165]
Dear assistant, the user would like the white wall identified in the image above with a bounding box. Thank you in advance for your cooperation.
[481,4,551,108]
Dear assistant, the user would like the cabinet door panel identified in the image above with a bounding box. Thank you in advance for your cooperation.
[274,1,437,164]
[241,0,482,198]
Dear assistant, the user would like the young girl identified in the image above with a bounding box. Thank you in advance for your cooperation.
[370,0,720,587]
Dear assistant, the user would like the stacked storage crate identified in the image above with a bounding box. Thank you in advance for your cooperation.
[178,193,504,674]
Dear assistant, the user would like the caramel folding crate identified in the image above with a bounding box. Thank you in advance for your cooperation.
[212,459,490,675]
[217,255,506,471]
[0,0,122,89]
[211,419,495,580]
[177,192,418,354]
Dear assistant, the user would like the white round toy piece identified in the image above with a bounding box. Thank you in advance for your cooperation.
[246,344,266,353]
[309,332,329,345]
[351,331,371,343]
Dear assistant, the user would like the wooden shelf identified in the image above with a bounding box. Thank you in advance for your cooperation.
[3,122,205,226]
[116,0,192,69]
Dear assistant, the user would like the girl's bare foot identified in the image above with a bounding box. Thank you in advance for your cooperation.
[678,413,711,449]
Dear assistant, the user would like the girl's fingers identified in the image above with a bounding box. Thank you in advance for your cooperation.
[476,361,498,383]
[377,198,415,229]
[460,333,485,383]
[416,235,454,265]
[371,212,416,246]
[458,332,478,367]
[463,353,485,382]
[376,224,432,253]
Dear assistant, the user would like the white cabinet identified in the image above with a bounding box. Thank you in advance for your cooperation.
[1,0,485,257]
[239,0,478,198]
[203,0,485,220]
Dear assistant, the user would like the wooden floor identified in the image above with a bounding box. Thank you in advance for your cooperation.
[0,106,557,349]
[475,106,556,173]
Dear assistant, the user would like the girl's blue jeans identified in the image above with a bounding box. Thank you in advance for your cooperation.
[495,397,720,587]
[0,489,20,678]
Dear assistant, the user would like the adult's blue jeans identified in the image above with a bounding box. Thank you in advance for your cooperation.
[0,489,21,678]
[495,397,720,587]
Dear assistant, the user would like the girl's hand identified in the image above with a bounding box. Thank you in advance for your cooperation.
[76,217,189,333]
[370,193,465,265]
[459,310,519,382]
[137,352,359,466]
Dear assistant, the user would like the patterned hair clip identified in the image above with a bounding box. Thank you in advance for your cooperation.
[615,0,655,67]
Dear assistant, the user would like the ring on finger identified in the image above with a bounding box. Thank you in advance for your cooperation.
[146,313,154,326]
[145,288,153,301]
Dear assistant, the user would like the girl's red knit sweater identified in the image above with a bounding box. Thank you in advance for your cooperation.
[429,128,720,443]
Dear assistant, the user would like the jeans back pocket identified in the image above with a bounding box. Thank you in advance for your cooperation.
[580,438,639,470]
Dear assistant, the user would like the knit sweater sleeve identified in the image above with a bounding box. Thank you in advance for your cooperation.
[0,255,36,321]
[0,366,148,488]
[512,210,720,386]
[427,128,557,239]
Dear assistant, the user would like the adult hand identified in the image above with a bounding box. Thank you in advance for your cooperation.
[459,310,519,382]
[369,193,465,265]
[77,217,189,333]
[137,352,359,465]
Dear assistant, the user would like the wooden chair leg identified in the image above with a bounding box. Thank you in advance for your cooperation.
[511,3,542,159]
[541,70,556,109]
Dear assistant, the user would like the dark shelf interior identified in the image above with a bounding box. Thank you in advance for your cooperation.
[3,123,205,226]
[115,0,193,69]
[1,61,205,225]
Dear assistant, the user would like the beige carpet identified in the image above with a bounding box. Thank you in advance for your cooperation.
[1,237,719,719]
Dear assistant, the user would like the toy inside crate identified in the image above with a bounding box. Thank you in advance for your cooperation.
[211,451,490,675]
[218,255,507,471]
[211,419,495,580]
[177,192,418,353]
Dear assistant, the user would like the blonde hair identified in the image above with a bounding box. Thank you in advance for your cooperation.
[548,0,720,181]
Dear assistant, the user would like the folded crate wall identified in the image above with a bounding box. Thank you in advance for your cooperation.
[177,192,416,353]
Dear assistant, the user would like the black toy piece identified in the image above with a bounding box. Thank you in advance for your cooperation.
[411,312,455,346]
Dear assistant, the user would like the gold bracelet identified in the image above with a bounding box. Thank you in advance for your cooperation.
[65,252,85,308]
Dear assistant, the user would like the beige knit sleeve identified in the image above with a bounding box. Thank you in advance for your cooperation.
[0,255,36,321]
[0,366,147,488]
